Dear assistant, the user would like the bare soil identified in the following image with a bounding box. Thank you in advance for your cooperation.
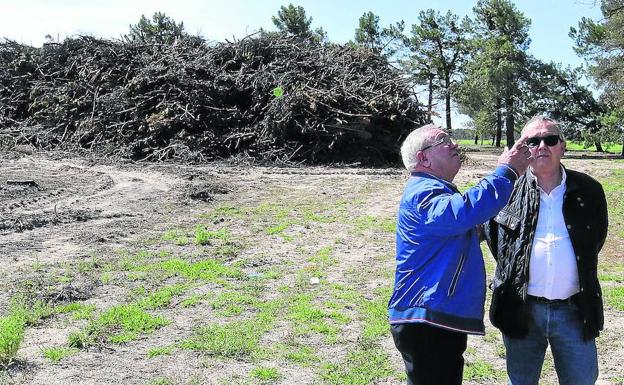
[1,148,622,385]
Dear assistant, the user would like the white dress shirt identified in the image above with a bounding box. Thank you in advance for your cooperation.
[527,168,580,300]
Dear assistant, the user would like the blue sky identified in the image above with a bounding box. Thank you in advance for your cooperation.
[0,0,603,127]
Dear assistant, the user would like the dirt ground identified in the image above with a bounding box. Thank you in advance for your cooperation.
[1,147,623,385]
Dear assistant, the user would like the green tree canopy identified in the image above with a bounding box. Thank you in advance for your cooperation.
[128,12,186,44]
[570,0,624,154]
[457,0,530,146]
[272,4,313,36]
[407,9,470,129]
[355,12,382,50]
[353,11,405,56]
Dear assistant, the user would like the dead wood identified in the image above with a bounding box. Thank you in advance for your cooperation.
[0,33,426,165]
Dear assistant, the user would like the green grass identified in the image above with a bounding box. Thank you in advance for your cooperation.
[180,293,209,308]
[601,169,624,238]
[161,229,189,246]
[249,366,280,382]
[144,378,173,385]
[194,226,230,245]
[308,246,337,266]
[360,287,392,344]
[0,310,25,367]
[181,320,264,358]
[458,139,623,154]
[209,291,259,316]
[266,222,290,235]
[137,284,186,309]
[41,347,79,363]
[181,297,279,359]
[599,263,624,283]
[147,346,174,358]
[198,205,245,221]
[353,215,395,233]
[127,258,244,283]
[281,343,319,365]
[69,304,169,347]
[463,359,504,380]
[603,286,624,311]
[565,141,623,153]
[320,348,394,385]
[288,294,341,341]
[54,302,97,320]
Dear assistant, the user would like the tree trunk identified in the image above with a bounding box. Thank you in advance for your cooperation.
[495,98,502,147]
[445,93,452,130]
[474,133,478,144]
[427,75,434,123]
[621,135,624,158]
[445,75,452,130]
[505,97,515,148]
[594,139,604,152]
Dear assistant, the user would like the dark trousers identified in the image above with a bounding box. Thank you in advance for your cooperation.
[391,323,468,385]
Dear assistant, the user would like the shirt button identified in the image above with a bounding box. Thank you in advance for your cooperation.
[576,255,580,261]
[580,287,584,292]
[584,319,587,324]
[577,197,582,201]
[580,203,585,207]
[567,224,572,229]
[586,225,591,229]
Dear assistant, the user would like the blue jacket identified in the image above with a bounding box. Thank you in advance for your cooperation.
[388,165,518,334]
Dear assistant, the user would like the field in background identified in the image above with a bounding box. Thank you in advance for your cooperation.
[0,150,622,385]
[456,139,624,155]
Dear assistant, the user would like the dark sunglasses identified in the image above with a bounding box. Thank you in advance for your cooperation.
[526,135,561,148]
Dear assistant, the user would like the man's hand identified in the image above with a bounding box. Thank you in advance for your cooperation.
[497,137,532,176]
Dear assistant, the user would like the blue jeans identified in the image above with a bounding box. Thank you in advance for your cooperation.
[503,297,598,385]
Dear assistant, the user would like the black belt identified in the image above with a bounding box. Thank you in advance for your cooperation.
[527,294,577,305]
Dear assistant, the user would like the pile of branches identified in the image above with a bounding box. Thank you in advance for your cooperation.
[0,33,426,165]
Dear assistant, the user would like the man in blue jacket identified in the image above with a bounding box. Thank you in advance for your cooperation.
[389,124,532,385]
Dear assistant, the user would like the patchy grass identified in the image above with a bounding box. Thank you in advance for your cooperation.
[320,348,395,385]
[181,319,265,359]
[147,346,174,358]
[41,347,79,363]
[69,304,169,347]
[601,168,624,239]
[137,284,186,309]
[55,302,97,320]
[353,215,396,233]
[144,378,174,385]
[3,158,622,384]
[249,366,280,382]
[463,359,505,381]
[194,226,230,246]
[128,258,244,283]
[209,291,259,316]
[0,309,25,368]
[603,286,624,311]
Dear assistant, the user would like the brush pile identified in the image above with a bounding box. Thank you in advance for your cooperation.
[0,33,425,164]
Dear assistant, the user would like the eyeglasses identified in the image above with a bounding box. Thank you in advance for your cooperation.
[526,135,561,148]
[421,135,455,151]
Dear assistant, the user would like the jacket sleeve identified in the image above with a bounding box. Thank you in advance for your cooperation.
[415,166,517,238]
[595,183,608,254]
[483,219,499,261]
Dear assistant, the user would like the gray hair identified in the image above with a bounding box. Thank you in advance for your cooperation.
[400,124,438,172]
[521,115,565,140]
